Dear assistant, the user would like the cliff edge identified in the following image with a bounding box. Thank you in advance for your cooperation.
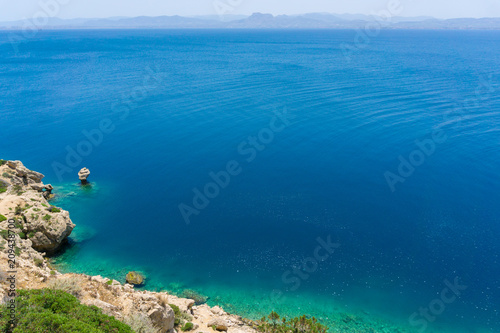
[0,160,257,333]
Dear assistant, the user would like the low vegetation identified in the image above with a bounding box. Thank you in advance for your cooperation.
[169,304,192,327]
[47,276,83,298]
[123,313,157,333]
[0,214,7,222]
[49,206,61,213]
[181,322,194,331]
[33,257,44,267]
[12,185,24,195]
[0,180,7,193]
[0,289,134,332]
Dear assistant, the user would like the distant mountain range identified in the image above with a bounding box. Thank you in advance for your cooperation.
[1,13,499,30]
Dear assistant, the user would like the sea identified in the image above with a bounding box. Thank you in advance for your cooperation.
[0,29,499,332]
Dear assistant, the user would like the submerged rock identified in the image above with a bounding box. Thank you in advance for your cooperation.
[126,271,145,285]
[181,289,208,305]
[78,167,90,185]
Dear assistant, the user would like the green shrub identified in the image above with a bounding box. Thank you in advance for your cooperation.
[41,203,48,207]
[49,206,61,213]
[0,289,134,333]
[0,214,6,222]
[169,304,180,316]
[15,206,22,215]
[181,322,194,331]
[106,280,113,285]
[15,247,21,256]
[169,304,183,326]
[43,214,52,221]
[28,231,35,238]
[2,172,12,179]
[18,232,26,239]
[13,185,23,195]
[257,312,328,333]
[0,159,6,166]
[170,306,192,327]
[0,180,7,193]
[34,257,44,267]
[0,229,8,239]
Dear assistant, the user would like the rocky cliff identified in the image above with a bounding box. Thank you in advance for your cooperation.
[0,160,257,333]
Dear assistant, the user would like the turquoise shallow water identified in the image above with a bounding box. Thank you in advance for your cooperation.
[1,29,500,332]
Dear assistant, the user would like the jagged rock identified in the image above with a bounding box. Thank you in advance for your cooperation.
[7,160,44,184]
[30,183,54,199]
[126,271,145,285]
[148,304,175,332]
[28,208,75,253]
[0,160,75,254]
[166,294,195,312]
[211,305,226,315]
[78,167,90,184]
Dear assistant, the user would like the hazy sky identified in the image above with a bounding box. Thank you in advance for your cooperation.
[1,0,499,21]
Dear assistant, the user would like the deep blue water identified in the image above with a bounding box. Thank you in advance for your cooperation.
[1,29,500,332]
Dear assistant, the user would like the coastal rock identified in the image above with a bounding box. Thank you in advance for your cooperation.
[148,305,175,332]
[30,183,54,199]
[208,319,229,331]
[0,160,75,254]
[78,167,90,184]
[164,294,195,312]
[7,160,44,184]
[126,271,145,285]
[0,161,261,333]
[24,206,75,253]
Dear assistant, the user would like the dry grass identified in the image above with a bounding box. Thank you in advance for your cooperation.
[156,293,169,308]
[47,275,82,298]
[123,312,158,333]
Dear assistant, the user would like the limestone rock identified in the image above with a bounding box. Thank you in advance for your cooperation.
[78,167,90,184]
[7,160,44,184]
[0,161,260,333]
[208,319,229,331]
[26,208,75,254]
[148,304,175,332]
[30,183,54,199]
[0,160,75,254]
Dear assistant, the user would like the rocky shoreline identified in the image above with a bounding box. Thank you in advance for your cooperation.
[0,160,257,333]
